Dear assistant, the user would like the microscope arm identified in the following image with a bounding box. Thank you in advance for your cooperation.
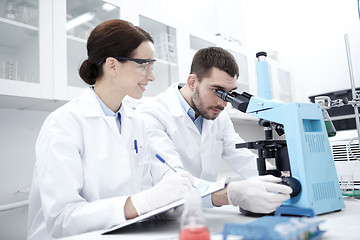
[216,89,284,114]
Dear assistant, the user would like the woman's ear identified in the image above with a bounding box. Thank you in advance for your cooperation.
[104,57,118,76]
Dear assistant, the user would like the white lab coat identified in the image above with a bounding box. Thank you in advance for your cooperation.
[27,88,151,240]
[136,83,258,184]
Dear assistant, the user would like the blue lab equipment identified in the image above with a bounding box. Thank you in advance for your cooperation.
[215,91,345,215]
[256,52,272,99]
[222,216,325,240]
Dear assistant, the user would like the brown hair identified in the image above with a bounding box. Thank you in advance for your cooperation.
[190,47,239,81]
[79,19,153,85]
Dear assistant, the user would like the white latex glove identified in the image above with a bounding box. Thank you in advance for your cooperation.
[131,171,193,215]
[227,175,292,214]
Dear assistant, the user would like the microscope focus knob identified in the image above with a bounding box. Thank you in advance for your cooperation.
[281,177,301,198]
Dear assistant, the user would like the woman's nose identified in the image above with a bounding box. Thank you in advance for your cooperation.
[146,71,155,81]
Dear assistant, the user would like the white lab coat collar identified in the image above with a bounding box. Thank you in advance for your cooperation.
[165,83,214,137]
[166,83,187,117]
[79,87,135,118]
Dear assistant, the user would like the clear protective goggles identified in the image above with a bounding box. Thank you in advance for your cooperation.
[97,56,156,75]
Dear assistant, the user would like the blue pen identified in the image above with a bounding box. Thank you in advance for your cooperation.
[134,140,138,154]
[155,154,177,173]
[156,154,196,188]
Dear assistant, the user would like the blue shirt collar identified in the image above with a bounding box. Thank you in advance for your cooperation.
[91,87,121,116]
[91,87,122,132]
[175,84,203,133]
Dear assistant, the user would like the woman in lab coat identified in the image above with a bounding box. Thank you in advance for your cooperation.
[27,19,193,240]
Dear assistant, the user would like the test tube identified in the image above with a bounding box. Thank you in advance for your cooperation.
[4,57,18,80]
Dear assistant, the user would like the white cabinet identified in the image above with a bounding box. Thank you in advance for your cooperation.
[138,15,179,97]
[0,0,55,110]
[275,67,292,103]
[0,0,293,111]
[53,3,182,103]
[266,58,293,103]
[0,0,122,109]
[120,10,183,108]
[53,0,121,101]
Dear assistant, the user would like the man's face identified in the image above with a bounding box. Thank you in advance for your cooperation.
[191,67,237,120]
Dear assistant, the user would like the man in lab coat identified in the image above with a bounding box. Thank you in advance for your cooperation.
[136,47,292,213]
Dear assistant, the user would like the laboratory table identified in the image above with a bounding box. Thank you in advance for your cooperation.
[61,197,360,240]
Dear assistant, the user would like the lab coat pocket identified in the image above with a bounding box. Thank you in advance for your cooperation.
[131,140,151,190]
[211,138,224,161]
[132,140,150,166]
[203,139,224,179]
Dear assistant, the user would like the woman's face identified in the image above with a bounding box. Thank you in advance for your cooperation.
[117,41,156,99]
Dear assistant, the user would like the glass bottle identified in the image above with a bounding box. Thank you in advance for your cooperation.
[322,109,336,137]
[3,0,17,20]
[179,190,210,240]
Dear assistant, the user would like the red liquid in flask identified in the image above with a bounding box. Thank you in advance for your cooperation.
[179,226,210,240]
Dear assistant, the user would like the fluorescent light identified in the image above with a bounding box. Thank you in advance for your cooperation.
[66,12,95,31]
[102,3,116,11]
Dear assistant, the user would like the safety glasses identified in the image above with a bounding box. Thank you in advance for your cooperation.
[115,57,156,76]
[97,57,156,75]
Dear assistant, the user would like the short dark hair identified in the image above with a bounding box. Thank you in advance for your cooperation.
[190,47,239,81]
[79,19,153,85]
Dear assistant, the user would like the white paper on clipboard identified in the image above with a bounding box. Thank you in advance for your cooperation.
[102,177,229,234]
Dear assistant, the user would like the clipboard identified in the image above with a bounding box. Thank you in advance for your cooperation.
[102,177,229,234]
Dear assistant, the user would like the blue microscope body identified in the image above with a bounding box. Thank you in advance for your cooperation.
[247,97,345,215]
[216,51,344,215]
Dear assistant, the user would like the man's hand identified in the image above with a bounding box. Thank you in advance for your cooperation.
[227,175,292,213]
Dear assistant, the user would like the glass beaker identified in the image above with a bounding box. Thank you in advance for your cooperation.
[340,175,355,196]
[3,56,18,81]
[3,0,18,20]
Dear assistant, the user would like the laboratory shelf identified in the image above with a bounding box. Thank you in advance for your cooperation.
[0,78,40,97]
[66,34,87,44]
[0,17,40,85]
[0,93,66,111]
[0,17,38,47]
[138,14,179,97]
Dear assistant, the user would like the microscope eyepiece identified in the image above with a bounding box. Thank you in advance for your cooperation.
[215,89,235,102]
[215,89,253,113]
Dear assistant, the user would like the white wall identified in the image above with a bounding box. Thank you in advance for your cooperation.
[231,0,360,100]
[0,108,50,240]
[0,108,49,203]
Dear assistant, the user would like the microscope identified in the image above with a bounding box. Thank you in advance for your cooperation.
[215,53,345,216]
